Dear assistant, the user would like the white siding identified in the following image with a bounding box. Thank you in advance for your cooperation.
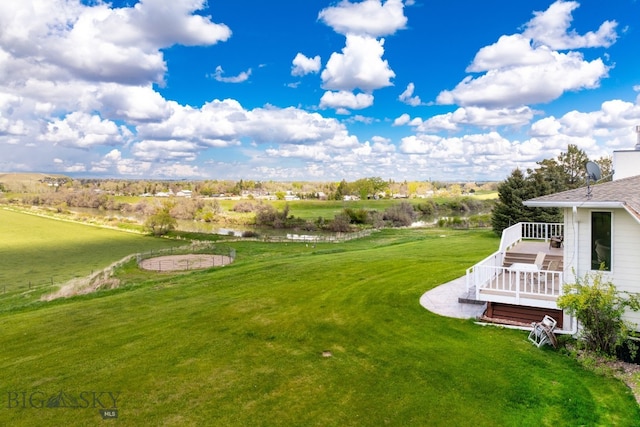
[610,211,640,328]
[560,208,577,330]
[562,207,577,283]
[613,150,640,180]
[568,208,640,328]
[561,207,591,282]
[563,207,640,329]
[576,208,595,277]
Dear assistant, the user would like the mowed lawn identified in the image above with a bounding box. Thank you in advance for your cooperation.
[216,195,495,221]
[0,208,184,308]
[0,221,639,426]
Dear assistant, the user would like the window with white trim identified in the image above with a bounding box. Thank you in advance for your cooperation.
[591,211,611,271]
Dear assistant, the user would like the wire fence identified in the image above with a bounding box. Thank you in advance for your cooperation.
[40,242,236,300]
[137,242,236,272]
[136,241,236,264]
[6,230,372,298]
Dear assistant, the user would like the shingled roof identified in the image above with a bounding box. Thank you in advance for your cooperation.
[523,175,640,223]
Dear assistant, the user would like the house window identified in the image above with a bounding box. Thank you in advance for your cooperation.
[591,211,611,271]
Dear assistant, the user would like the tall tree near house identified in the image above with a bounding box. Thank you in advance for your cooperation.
[492,144,590,235]
[528,144,590,192]
[596,155,613,182]
[491,169,530,235]
[557,144,589,189]
[524,171,562,224]
[528,158,567,194]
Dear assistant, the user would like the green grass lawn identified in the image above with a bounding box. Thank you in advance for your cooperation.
[214,198,412,220]
[220,197,493,221]
[0,220,638,426]
[0,208,185,309]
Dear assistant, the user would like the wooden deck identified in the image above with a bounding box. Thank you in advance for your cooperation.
[464,223,568,328]
[474,240,564,309]
[508,240,563,255]
[479,270,561,299]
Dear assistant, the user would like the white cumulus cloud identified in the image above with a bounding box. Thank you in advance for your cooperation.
[320,91,375,110]
[437,1,616,109]
[398,83,422,106]
[318,0,407,37]
[321,35,395,93]
[291,53,321,76]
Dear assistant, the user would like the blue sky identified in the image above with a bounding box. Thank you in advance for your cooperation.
[1,0,639,182]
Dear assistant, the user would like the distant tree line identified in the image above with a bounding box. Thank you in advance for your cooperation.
[0,174,497,235]
[0,174,497,201]
[491,144,612,235]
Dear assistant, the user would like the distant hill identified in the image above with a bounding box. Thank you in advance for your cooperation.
[0,172,70,192]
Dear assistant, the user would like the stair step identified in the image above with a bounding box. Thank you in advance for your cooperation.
[503,252,563,270]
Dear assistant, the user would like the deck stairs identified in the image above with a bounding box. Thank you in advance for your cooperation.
[502,251,563,271]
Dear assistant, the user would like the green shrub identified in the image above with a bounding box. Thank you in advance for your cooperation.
[325,213,352,232]
[343,207,370,224]
[382,201,416,226]
[144,207,177,236]
[558,270,640,357]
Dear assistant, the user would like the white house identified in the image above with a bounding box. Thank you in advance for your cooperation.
[465,143,640,333]
[523,147,640,330]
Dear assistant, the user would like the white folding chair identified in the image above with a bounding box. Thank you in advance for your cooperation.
[528,315,558,348]
[533,251,546,270]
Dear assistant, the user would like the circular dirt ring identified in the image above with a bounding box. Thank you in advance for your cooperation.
[139,254,233,271]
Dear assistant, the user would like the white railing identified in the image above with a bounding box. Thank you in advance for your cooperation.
[473,266,563,302]
[465,252,504,293]
[499,222,563,252]
[466,222,564,307]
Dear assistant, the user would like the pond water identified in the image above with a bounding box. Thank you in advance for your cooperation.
[69,207,333,238]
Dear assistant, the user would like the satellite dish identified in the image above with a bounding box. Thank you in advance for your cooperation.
[586,161,602,181]
[585,161,602,199]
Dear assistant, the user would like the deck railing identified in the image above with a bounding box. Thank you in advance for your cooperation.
[473,265,563,303]
[466,222,564,308]
[465,252,504,293]
[499,222,563,253]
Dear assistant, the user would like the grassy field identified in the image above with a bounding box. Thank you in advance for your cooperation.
[0,215,638,426]
[233,196,494,221]
[0,208,185,310]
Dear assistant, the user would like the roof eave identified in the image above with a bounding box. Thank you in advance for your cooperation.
[523,201,625,209]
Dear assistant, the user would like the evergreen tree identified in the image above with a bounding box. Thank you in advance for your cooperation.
[525,171,562,224]
[334,179,348,200]
[557,144,589,189]
[528,158,566,194]
[491,169,530,235]
[596,155,613,182]
[528,144,590,192]
[492,144,589,235]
